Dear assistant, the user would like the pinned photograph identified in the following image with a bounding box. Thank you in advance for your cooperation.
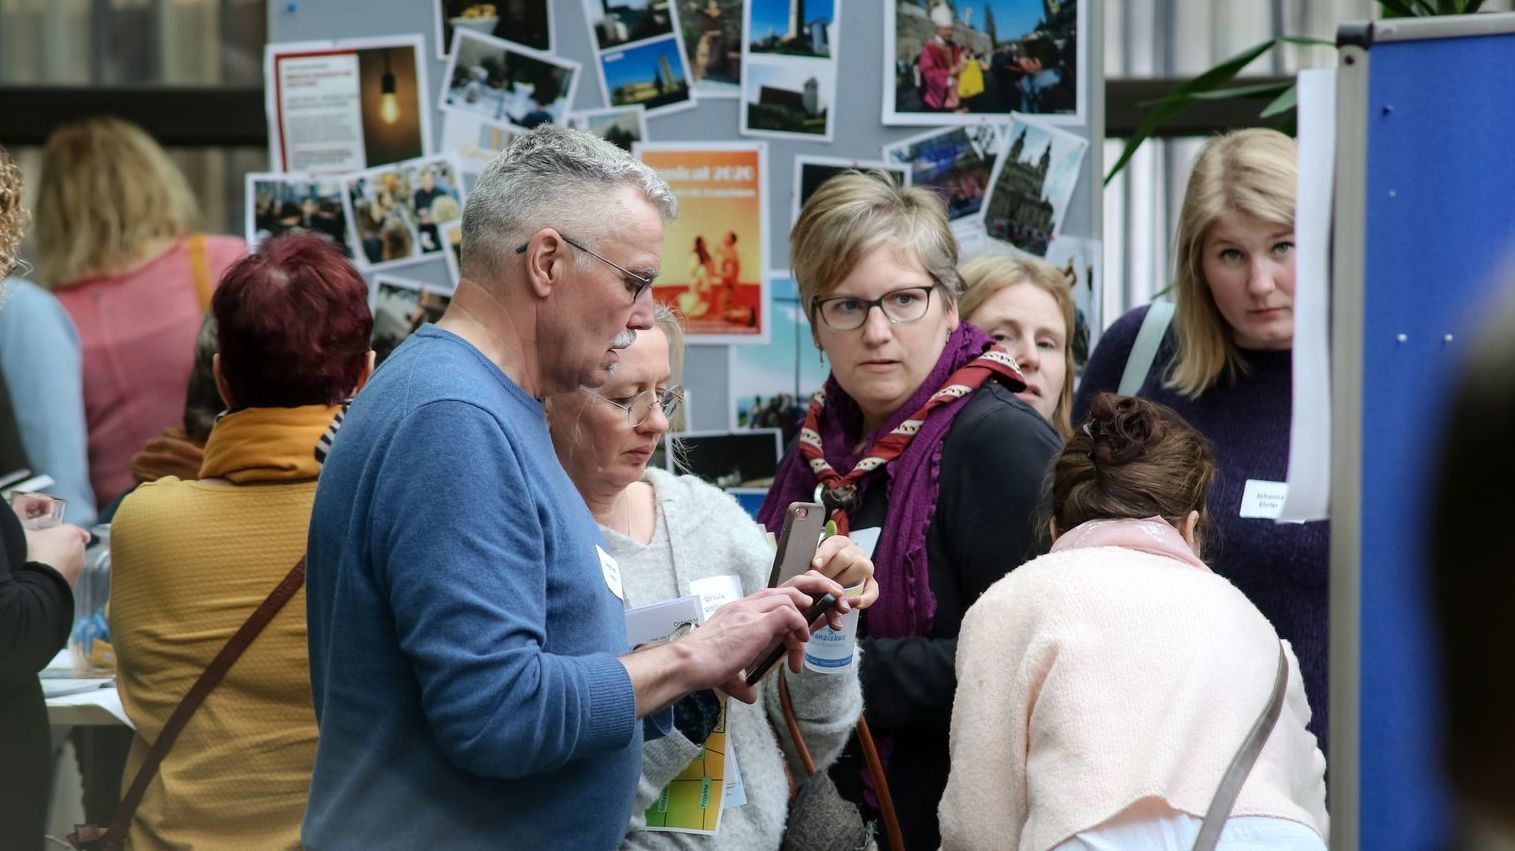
[441,29,580,133]
[584,0,676,50]
[980,114,1087,256]
[566,106,649,152]
[634,142,769,343]
[666,429,784,488]
[883,0,1084,126]
[441,220,464,288]
[678,0,743,97]
[372,276,454,365]
[728,272,829,440]
[439,110,514,175]
[344,155,466,270]
[1044,235,1101,368]
[434,0,552,57]
[266,35,433,173]
[748,0,836,58]
[740,58,834,141]
[598,35,696,116]
[792,155,909,226]
[882,122,1005,223]
[246,174,350,254]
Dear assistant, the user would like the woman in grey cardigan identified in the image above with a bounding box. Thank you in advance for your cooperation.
[546,305,875,850]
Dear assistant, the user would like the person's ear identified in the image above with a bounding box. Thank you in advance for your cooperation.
[350,350,377,396]
[1047,517,1060,542]
[1179,510,1201,550]
[212,353,236,410]
[520,230,565,299]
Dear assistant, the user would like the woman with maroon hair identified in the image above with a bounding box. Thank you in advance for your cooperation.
[107,231,373,849]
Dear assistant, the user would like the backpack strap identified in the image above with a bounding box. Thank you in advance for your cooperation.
[1118,300,1175,396]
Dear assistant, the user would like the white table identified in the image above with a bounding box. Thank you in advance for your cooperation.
[43,650,131,727]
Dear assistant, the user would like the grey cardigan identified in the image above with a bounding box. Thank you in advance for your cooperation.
[610,468,864,851]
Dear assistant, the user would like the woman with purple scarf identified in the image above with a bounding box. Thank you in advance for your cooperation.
[759,171,1062,850]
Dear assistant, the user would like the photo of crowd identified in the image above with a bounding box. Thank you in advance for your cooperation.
[246,175,349,253]
[883,122,1004,222]
[372,276,454,363]
[442,29,579,132]
[344,156,465,270]
[886,0,1081,125]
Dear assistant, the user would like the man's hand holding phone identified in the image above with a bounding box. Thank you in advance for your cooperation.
[676,579,844,703]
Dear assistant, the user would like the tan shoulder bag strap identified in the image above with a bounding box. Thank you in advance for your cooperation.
[187,234,213,311]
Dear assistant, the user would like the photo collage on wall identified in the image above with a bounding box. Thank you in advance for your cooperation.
[260,0,1096,453]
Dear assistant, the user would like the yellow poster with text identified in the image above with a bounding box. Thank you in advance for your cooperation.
[635,143,768,344]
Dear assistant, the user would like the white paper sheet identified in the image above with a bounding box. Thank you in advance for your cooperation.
[1280,68,1336,522]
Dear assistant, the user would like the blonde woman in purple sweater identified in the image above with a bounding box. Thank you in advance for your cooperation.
[1074,129,1330,755]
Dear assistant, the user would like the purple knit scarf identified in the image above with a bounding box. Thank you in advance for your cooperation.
[759,323,1012,638]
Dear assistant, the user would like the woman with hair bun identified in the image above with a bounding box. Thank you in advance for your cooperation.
[940,393,1328,851]
[1073,128,1331,755]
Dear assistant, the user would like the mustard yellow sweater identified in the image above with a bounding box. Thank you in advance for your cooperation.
[110,404,337,850]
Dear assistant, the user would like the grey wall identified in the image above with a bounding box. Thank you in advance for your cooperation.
[269,0,1102,431]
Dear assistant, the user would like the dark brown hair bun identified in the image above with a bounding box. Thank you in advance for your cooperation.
[1052,393,1218,554]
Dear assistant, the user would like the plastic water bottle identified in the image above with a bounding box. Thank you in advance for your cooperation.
[69,524,114,674]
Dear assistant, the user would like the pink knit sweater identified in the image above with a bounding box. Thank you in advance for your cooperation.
[939,520,1328,851]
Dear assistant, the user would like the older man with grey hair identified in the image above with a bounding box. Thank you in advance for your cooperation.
[303,127,827,849]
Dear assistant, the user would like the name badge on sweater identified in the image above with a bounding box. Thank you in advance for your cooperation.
[597,545,624,600]
[688,574,743,622]
[1239,480,1305,523]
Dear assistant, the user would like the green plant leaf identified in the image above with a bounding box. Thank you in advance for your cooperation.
[1260,85,1298,118]
[1376,0,1418,16]
[1184,81,1294,101]
[1105,37,1284,185]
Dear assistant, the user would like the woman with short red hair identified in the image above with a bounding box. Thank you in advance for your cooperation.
[108,231,373,849]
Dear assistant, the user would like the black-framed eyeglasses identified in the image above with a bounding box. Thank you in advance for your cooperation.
[515,233,656,302]
[583,385,684,428]
[812,285,938,331]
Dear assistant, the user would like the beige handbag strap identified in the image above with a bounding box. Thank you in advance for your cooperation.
[187,233,213,311]
[1191,643,1290,851]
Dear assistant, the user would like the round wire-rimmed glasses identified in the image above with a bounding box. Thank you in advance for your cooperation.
[583,385,684,428]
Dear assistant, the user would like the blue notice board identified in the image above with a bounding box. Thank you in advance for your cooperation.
[1335,13,1515,849]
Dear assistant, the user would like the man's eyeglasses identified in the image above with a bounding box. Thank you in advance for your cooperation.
[812,285,938,331]
[515,234,655,303]
[583,385,684,428]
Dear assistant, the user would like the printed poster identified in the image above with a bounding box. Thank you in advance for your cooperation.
[634,142,769,344]
[265,35,433,174]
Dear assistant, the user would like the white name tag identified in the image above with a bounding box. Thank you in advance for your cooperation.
[847,527,882,560]
[1239,479,1290,520]
[688,574,744,622]
[597,545,624,600]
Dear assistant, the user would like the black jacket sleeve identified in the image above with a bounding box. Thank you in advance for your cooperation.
[857,383,1063,733]
[0,506,73,691]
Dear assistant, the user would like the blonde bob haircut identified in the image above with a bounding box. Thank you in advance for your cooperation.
[34,117,201,286]
[958,253,1076,437]
[789,170,961,316]
[1168,128,1297,398]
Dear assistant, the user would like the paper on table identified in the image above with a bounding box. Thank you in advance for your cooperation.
[47,682,133,727]
[1281,68,1336,523]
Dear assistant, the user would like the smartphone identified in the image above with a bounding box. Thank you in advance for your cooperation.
[745,592,836,686]
[765,501,826,588]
